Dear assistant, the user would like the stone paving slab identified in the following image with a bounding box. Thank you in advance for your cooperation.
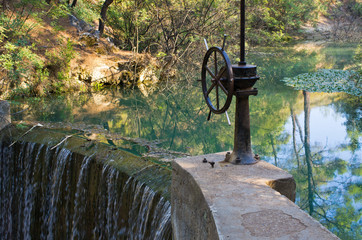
[172,152,339,240]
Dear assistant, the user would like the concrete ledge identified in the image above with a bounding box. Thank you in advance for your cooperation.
[0,100,11,131]
[172,152,339,240]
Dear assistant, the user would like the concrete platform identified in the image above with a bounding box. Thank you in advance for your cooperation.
[171,152,339,240]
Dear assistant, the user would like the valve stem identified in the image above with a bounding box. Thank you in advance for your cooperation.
[225,111,231,125]
[204,38,209,51]
[222,34,227,50]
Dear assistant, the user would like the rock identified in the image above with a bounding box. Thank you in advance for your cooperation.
[69,14,99,47]
[0,100,11,131]
[80,32,99,47]
[74,67,92,82]
[72,51,161,88]
[139,66,159,86]
[69,14,94,33]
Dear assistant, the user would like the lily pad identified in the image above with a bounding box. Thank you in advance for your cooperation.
[282,69,361,96]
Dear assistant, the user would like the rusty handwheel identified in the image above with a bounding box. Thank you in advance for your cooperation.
[201,47,234,117]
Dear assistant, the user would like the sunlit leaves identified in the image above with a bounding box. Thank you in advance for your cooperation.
[0,42,45,80]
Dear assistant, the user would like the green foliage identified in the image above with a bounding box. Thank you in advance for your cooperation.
[156,51,167,58]
[45,39,76,93]
[0,8,36,41]
[0,0,84,98]
[0,0,79,97]
[343,0,362,17]
[107,0,150,51]
[48,3,69,20]
[15,122,28,130]
[0,26,5,42]
[246,0,326,44]
[92,81,104,91]
[282,69,362,96]
[354,44,362,74]
[0,0,70,97]
[103,0,236,54]
[327,0,362,42]
[98,0,332,53]
[0,42,44,74]
[0,41,46,95]
[46,39,75,78]
[72,0,100,24]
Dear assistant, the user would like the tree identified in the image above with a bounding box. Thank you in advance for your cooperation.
[2,0,9,10]
[99,0,114,36]
[66,0,77,8]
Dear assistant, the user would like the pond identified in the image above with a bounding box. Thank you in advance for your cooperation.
[10,43,361,239]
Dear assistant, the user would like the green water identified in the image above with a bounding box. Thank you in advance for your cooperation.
[11,43,361,239]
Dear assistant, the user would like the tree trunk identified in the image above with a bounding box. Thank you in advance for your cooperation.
[303,90,314,215]
[1,0,8,10]
[269,134,278,167]
[71,0,77,8]
[98,0,114,36]
[290,107,300,169]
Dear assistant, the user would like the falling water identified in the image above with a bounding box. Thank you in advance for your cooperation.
[0,139,172,239]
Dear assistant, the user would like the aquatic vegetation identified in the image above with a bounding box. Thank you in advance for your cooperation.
[282,69,361,96]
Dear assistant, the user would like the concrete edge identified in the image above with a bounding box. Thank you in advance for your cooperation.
[171,162,219,240]
[171,152,340,240]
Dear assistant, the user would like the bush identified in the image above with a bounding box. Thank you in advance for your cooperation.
[72,0,100,24]
[0,41,46,96]
[45,39,77,93]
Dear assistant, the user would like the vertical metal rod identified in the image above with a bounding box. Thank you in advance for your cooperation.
[204,38,209,50]
[207,110,212,121]
[214,51,217,74]
[225,111,231,125]
[239,0,246,65]
[222,34,227,50]
[216,85,219,109]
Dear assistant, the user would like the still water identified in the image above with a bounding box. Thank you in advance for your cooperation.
[11,43,361,239]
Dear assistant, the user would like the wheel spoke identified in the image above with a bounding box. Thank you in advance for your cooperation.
[214,52,217,72]
[205,66,215,78]
[216,84,219,109]
[207,81,217,96]
[217,81,228,95]
[214,67,226,82]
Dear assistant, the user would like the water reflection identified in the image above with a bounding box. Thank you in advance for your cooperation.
[10,43,361,239]
[273,91,361,240]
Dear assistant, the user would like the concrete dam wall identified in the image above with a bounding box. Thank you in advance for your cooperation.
[172,153,340,240]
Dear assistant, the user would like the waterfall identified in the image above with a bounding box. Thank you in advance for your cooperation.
[0,139,171,240]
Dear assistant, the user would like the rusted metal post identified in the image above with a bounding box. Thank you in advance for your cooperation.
[226,0,259,165]
[227,89,258,165]
[202,0,259,165]
[231,95,253,163]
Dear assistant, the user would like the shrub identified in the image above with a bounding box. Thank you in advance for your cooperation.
[0,41,46,96]
[45,39,76,93]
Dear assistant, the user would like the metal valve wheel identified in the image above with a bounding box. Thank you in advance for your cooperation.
[201,47,234,114]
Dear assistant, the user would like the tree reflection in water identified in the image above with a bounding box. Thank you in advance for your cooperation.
[285,91,361,240]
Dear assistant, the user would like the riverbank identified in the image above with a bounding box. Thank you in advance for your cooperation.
[1,1,360,100]
[0,4,164,99]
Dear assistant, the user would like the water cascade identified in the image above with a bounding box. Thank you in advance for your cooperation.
[0,128,171,240]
